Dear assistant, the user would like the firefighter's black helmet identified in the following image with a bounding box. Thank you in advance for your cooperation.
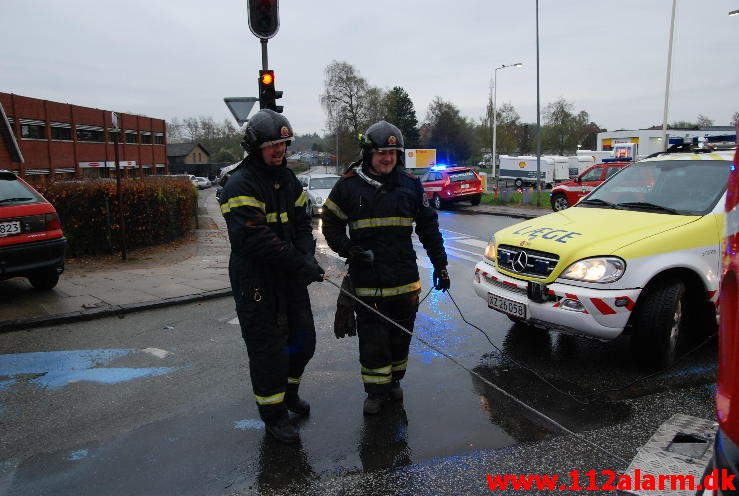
[242,109,294,153]
[360,120,405,166]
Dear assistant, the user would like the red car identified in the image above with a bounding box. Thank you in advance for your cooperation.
[0,170,66,289]
[549,160,631,211]
[420,166,483,210]
[715,143,739,495]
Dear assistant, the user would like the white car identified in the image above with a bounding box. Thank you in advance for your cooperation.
[194,177,211,189]
[296,173,340,216]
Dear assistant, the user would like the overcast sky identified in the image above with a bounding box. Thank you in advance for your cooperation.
[2,0,738,137]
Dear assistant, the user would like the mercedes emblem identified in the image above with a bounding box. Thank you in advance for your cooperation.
[512,251,528,273]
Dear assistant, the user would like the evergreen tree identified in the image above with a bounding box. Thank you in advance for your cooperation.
[383,87,420,148]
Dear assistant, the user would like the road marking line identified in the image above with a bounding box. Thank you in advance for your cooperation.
[455,238,488,249]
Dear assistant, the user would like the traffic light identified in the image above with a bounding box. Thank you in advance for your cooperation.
[248,0,280,39]
[258,70,283,113]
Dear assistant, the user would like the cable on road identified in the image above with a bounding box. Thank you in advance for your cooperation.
[324,277,629,465]
[444,290,718,404]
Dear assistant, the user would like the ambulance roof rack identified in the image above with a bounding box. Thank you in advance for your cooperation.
[645,143,718,159]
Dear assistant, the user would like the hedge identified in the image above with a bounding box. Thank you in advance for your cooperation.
[36,178,198,257]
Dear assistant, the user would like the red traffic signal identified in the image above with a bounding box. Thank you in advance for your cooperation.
[248,0,280,39]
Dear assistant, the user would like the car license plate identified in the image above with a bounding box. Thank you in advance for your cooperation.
[0,221,20,237]
[488,292,526,319]
[461,183,470,189]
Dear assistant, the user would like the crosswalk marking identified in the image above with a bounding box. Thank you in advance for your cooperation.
[455,238,489,249]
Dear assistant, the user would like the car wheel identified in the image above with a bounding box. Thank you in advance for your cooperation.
[432,194,444,210]
[514,178,524,188]
[28,268,60,290]
[630,277,688,369]
[470,194,482,206]
[551,193,569,212]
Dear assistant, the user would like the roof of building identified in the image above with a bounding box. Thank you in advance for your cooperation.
[167,142,210,157]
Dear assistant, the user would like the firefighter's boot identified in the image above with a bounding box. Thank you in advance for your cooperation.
[363,393,386,415]
[389,380,403,401]
[286,383,310,416]
[265,413,299,444]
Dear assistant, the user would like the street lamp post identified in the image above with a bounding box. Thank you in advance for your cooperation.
[661,0,677,151]
[535,0,542,206]
[492,62,523,187]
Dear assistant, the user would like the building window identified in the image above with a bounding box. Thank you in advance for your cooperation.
[154,134,164,145]
[51,126,72,141]
[125,132,138,144]
[76,128,104,142]
[108,130,120,143]
[21,124,46,139]
[141,133,152,144]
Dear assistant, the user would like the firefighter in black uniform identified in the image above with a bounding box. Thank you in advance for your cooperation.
[322,120,450,415]
[220,109,324,443]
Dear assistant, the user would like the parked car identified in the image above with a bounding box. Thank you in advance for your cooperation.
[419,166,483,209]
[473,148,733,368]
[194,177,211,189]
[715,143,739,495]
[549,159,631,211]
[296,173,340,216]
[0,170,66,289]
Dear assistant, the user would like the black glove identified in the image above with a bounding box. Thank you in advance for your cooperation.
[433,266,451,292]
[296,257,325,285]
[333,275,357,338]
[347,245,374,265]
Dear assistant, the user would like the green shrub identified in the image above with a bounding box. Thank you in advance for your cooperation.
[36,178,198,257]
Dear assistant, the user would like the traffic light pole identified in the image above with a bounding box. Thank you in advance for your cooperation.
[260,38,268,70]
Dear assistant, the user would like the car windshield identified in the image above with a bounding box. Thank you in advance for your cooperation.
[448,170,476,182]
[310,177,339,190]
[584,159,729,215]
[0,177,39,205]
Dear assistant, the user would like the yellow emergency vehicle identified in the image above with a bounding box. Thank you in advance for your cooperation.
[473,148,734,367]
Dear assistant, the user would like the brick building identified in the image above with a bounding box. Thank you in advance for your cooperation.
[0,92,168,182]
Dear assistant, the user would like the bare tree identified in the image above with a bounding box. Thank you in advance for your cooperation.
[183,117,200,143]
[696,114,714,128]
[167,117,185,143]
[542,98,591,155]
[320,61,385,144]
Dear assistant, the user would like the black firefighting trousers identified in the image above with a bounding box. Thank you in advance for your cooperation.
[236,282,316,422]
[355,292,419,395]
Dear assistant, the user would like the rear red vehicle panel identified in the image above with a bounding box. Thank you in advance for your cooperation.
[421,167,483,208]
[715,141,739,495]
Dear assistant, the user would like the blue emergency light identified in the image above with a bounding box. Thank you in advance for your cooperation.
[431,164,447,171]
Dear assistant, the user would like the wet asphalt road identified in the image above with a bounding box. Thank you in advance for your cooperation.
[0,209,717,495]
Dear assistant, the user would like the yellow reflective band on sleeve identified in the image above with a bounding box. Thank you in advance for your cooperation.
[287,376,301,384]
[391,358,408,372]
[220,195,266,215]
[265,212,289,223]
[324,199,348,220]
[354,280,422,297]
[295,191,307,207]
[254,392,285,405]
[349,217,414,230]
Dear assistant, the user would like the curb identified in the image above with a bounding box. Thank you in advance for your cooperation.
[461,208,546,220]
[0,288,233,334]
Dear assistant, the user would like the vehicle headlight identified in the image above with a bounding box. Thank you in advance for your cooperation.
[314,196,323,205]
[561,257,625,283]
[484,235,496,263]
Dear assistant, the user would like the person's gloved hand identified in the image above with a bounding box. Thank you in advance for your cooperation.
[296,258,325,285]
[433,266,451,292]
[333,275,357,338]
[347,245,374,264]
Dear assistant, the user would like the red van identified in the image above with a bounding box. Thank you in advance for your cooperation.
[420,166,483,210]
[549,160,631,211]
[0,171,66,289]
[715,143,739,495]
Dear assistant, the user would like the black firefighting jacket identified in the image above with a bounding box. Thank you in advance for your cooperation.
[322,163,447,298]
[220,154,314,309]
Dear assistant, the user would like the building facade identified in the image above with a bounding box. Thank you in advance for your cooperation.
[0,92,168,182]
[597,127,735,157]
